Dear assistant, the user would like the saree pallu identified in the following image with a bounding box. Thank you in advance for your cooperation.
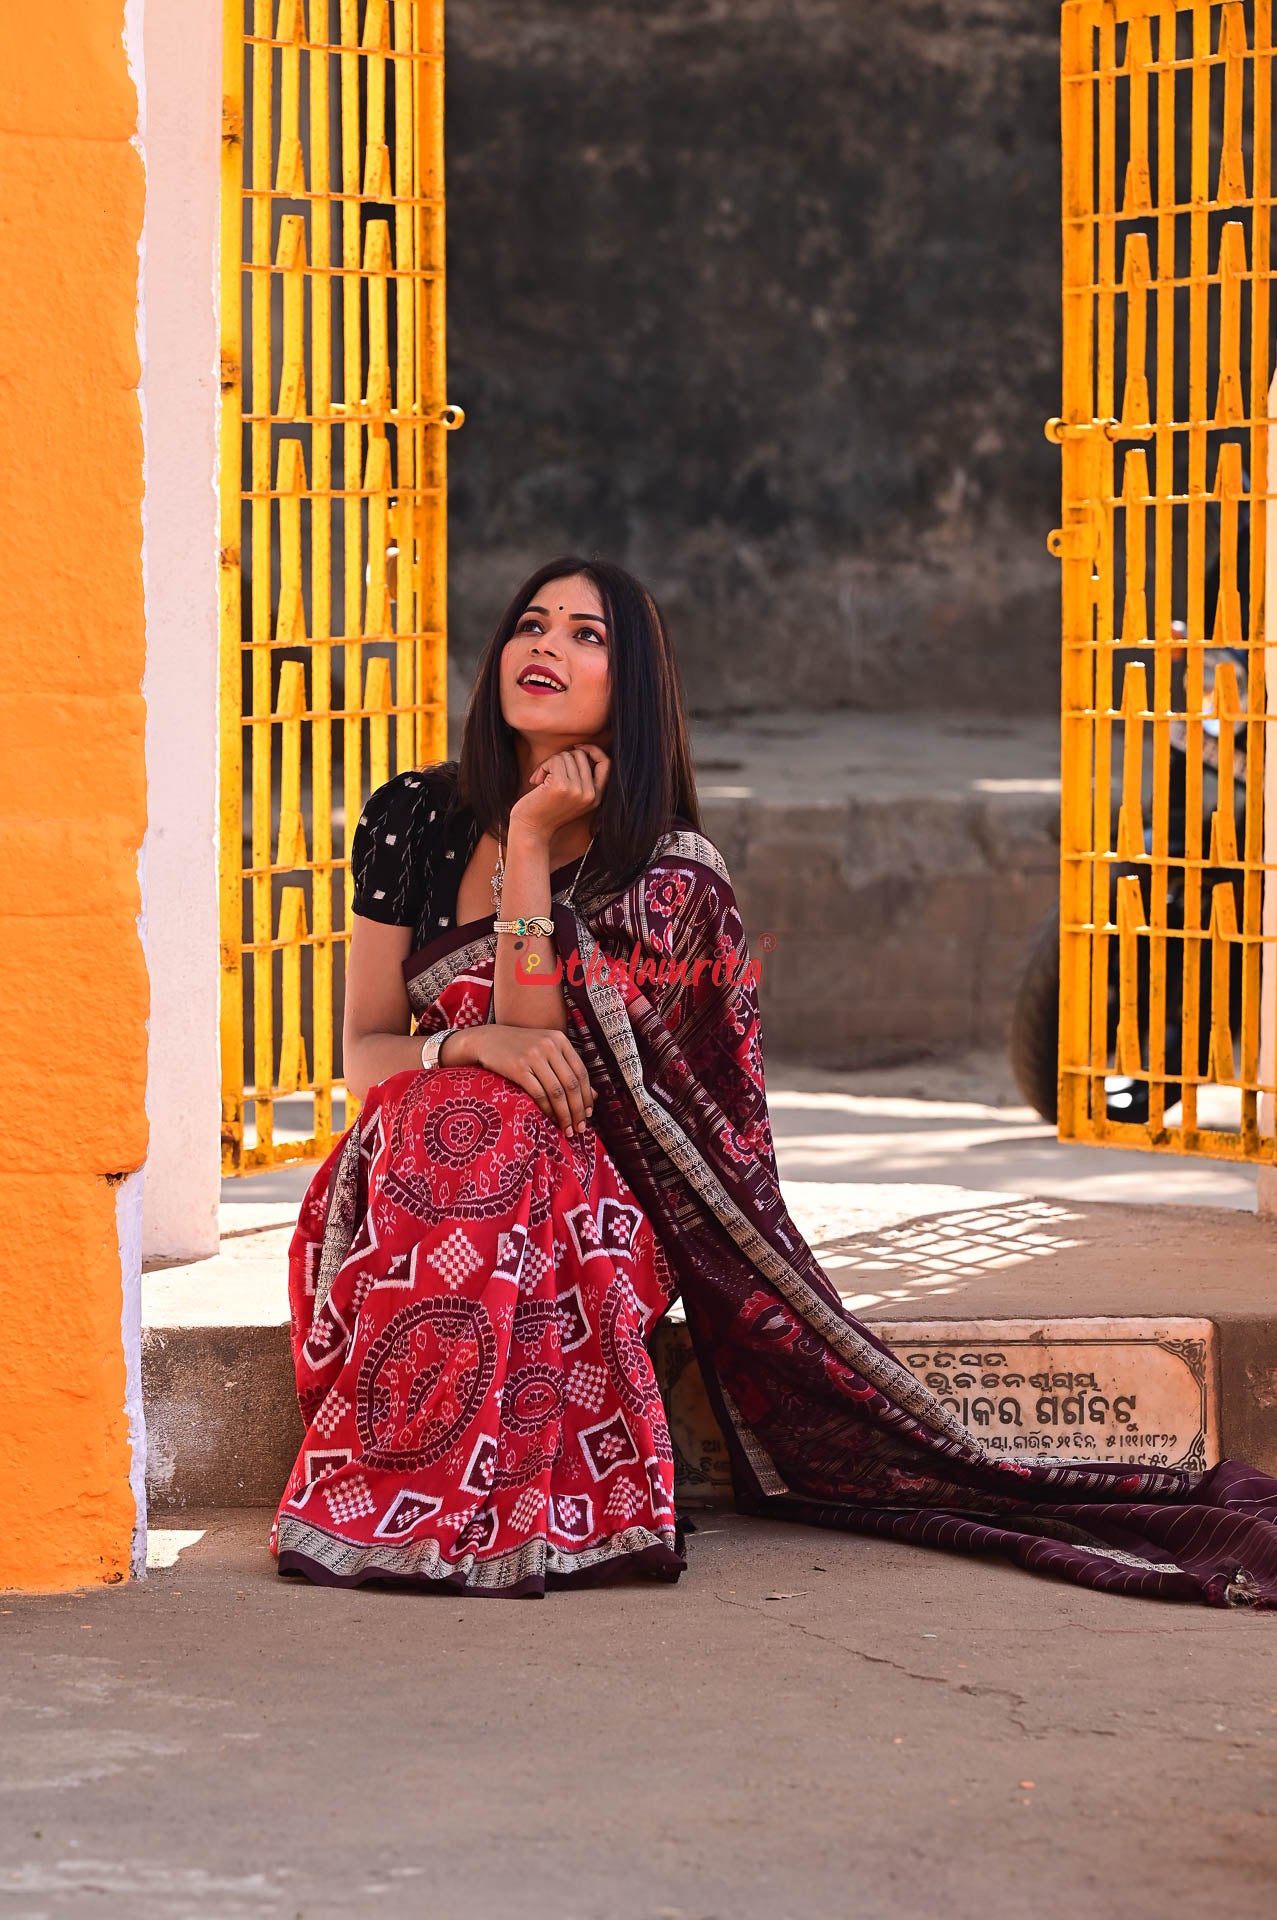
[276,828,1277,1605]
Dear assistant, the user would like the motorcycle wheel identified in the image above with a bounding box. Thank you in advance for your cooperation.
[1008,901,1061,1124]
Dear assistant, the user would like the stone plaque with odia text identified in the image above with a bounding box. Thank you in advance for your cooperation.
[873,1319,1218,1474]
[652,1315,1218,1503]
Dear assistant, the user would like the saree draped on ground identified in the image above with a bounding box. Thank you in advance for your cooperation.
[279,828,1277,1605]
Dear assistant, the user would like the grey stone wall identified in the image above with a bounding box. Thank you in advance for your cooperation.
[444,0,1063,717]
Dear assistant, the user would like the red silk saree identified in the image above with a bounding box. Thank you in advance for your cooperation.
[274,828,1277,1604]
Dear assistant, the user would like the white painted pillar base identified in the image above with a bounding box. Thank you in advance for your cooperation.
[116,1165,148,1577]
[139,1,223,1261]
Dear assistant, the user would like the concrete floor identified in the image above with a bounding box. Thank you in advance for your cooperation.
[15,1049,1275,1918]
[1,1512,1274,1920]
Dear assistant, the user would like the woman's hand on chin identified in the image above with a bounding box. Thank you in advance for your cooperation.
[510,745,610,842]
[448,1022,595,1137]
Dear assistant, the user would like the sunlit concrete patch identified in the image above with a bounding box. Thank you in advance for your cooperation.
[775,1185,1093,1317]
[145,1230,291,1329]
[769,1087,1044,1123]
[783,1179,1056,1255]
[145,1529,206,1571]
[0,1726,190,1793]
[972,777,1062,794]
[0,1858,283,1913]
[814,1194,1087,1311]
[765,1059,1259,1206]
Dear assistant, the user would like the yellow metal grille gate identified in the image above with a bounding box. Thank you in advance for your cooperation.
[219,0,460,1174]
[1055,0,1276,1159]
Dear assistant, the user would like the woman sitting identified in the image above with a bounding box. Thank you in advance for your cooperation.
[271,555,1277,1605]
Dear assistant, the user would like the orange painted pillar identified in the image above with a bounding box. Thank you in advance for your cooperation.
[0,7,148,1586]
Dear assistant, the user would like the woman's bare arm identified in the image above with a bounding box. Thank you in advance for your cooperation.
[492,745,609,1033]
[342,911,594,1132]
[490,818,573,1032]
[341,915,427,1102]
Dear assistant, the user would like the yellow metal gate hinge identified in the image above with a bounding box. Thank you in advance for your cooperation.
[1047,516,1101,563]
[1045,417,1113,564]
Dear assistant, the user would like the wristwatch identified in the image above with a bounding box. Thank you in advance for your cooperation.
[420,1026,455,1072]
[493,914,555,936]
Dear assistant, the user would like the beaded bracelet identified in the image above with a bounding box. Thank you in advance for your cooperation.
[493,914,555,937]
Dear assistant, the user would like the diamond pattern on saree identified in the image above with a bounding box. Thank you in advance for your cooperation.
[566,1361,608,1413]
[313,1391,352,1439]
[517,1239,554,1296]
[374,1491,442,1538]
[554,1284,592,1352]
[564,1197,645,1265]
[578,1411,640,1481]
[493,1224,528,1287]
[427,1226,485,1291]
[303,1447,351,1482]
[509,1487,547,1535]
[550,1493,594,1542]
[604,1477,645,1522]
[323,1475,375,1524]
[461,1432,498,1496]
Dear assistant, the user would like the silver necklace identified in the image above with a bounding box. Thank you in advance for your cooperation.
[490,827,596,914]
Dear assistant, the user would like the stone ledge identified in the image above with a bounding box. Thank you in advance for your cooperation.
[143,1184,1277,1512]
[695,713,1065,1066]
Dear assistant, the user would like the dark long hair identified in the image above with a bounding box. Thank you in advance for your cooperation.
[447,555,703,899]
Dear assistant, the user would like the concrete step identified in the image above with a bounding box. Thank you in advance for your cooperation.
[691,710,1068,1066]
[143,1179,1277,1512]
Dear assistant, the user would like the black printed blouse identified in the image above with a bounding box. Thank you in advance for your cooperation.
[349,761,482,954]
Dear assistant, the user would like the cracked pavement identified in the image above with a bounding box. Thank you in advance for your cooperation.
[1,1511,1274,1919]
